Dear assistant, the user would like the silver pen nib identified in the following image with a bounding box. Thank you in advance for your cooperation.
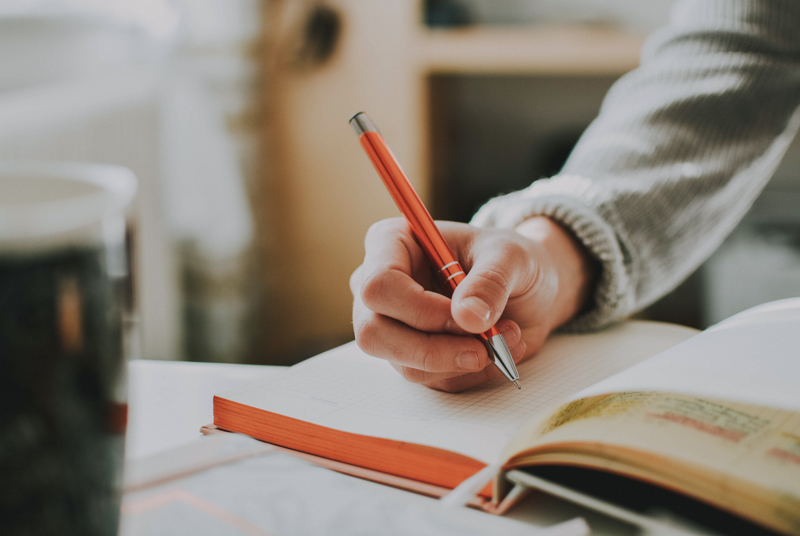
[485,333,520,387]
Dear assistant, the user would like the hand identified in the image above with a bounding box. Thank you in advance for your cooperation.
[350,216,596,392]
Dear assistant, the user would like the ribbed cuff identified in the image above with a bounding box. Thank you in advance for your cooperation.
[470,175,634,331]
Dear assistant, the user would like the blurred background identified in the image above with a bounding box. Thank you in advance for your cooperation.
[4,0,799,366]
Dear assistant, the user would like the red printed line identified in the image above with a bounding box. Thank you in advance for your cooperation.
[767,447,800,466]
[122,489,276,536]
[646,412,745,442]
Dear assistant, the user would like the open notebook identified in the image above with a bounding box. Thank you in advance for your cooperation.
[213,321,695,492]
[214,300,800,534]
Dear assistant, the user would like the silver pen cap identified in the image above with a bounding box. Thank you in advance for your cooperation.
[349,112,380,136]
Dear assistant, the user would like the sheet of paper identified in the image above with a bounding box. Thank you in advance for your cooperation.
[120,435,550,536]
[220,321,696,463]
[574,298,800,412]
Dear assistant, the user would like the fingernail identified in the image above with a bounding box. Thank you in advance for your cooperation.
[462,296,492,323]
[456,351,481,371]
[500,326,517,346]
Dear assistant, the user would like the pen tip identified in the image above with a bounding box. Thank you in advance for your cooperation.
[513,380,521,389]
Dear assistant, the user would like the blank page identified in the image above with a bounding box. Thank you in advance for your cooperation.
[218,321,696,463]
[576,298,800,412]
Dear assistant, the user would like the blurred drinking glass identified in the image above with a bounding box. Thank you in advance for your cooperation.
[0,161,136,536]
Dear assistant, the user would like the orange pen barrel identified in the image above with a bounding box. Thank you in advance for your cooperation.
[353,125,455,261]
[350,112,495,342]
[351,112,520,385]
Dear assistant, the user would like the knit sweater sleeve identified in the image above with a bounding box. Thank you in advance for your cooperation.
[471,0,800,331]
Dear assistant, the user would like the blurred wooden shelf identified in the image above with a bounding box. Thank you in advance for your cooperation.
[418,26,644,75]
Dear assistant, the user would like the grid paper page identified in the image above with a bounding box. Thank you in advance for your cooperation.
[222,321,696,462]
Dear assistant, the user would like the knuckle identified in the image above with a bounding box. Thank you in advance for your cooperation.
[473,267,511,301]
[360,271,389,309]
[349,265,363,296]
[431,377,467,393]
[410,306,429,331]
[365,220,386,243]
[365,218,403,244]
[431,367,496,393]
[504,240,529,265]
[525,256,544,295]
[354,317,379,355]
[396,365,427,384]
[411,339,438,372]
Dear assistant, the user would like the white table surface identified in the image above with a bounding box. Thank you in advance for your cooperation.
[124,359,638,535]
[126,359,282,460]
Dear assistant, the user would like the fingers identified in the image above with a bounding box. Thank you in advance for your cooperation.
[391,333,529,393]
[451,238,537,334]
[354,299,508,372]
[351,218,543,392]
[360,267,455,334]
[354,291,521,374]
[355,219,465,334]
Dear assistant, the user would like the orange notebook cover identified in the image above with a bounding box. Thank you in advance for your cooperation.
[213,397,491,497]
[200,424,491,507]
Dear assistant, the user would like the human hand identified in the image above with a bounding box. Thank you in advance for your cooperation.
[350,216,596,392]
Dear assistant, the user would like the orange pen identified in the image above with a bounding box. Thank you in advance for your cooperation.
[350,112,521,388]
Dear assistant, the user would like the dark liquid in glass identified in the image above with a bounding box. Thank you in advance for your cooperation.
[0,246,126,536]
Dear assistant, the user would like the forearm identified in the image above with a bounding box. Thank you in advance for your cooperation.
[473,0,800,330]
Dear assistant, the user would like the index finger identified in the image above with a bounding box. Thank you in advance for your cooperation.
[358,218,463,334]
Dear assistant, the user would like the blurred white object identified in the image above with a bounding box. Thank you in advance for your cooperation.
[125,360,279,459]
[165,0,262,363]
[163,0,259,263]
[161,73,254,263]
[0,10,179,361]
[0,66,181,361]
[0,160,135,250]
[173,0,260,49]
[0,11,162,91]
[0,6,260,362]
[0,0,179,40]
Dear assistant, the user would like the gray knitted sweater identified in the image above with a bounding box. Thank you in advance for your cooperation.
[472,0,800,331]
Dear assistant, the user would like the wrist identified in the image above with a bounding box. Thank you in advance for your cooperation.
[514,216,597,329]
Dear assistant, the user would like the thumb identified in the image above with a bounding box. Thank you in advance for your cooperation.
[450,244,526,333]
